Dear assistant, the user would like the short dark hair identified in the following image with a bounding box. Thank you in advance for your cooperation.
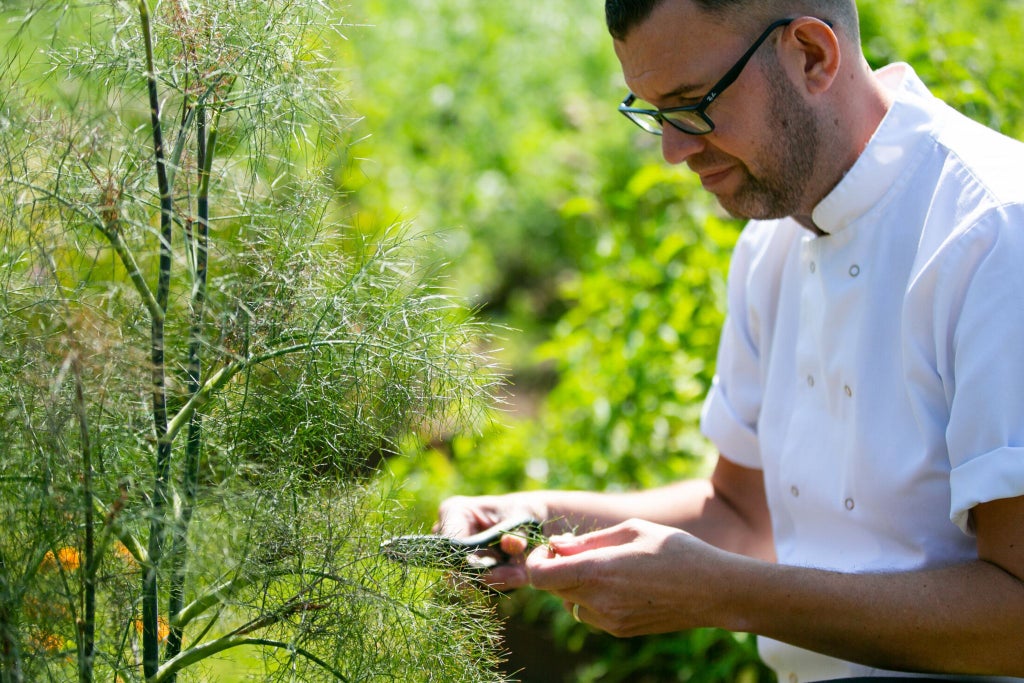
[605,0,859,41]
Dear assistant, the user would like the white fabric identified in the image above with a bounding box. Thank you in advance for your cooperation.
[700,63,1024,682]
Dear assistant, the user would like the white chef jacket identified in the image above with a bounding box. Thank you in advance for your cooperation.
[700,63,1024,682]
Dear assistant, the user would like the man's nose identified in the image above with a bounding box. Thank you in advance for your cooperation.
[661,124,706,165]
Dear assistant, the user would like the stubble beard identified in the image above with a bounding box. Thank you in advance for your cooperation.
[715,62,823,221]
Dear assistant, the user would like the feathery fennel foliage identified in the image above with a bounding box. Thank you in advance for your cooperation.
[0,1,506,681]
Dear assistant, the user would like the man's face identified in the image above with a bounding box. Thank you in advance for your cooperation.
[614,1,823,220]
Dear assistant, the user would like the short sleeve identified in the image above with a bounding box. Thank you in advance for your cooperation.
[941,205,1024,531]
[700,221,793,469]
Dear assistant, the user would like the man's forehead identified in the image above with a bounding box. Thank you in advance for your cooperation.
[614,2,739,101]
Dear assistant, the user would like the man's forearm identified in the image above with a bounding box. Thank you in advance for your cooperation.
[513,479,717,534]
[516,475,774,561]
[718,555,1024,676]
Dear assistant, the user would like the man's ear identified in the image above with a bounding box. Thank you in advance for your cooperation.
[783,17,841,95]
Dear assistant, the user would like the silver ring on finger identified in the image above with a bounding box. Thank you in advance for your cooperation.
[572,603,582,623]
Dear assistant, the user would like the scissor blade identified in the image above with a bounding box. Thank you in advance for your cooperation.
[381,517,543,570]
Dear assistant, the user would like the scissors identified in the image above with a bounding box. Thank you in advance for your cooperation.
[381,516,544,571]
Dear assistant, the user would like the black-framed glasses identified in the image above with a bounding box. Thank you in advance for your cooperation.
[619,17,795,136]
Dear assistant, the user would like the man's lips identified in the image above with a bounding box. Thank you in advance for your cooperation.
[693,165,735,190]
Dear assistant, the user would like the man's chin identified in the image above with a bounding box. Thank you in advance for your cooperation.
[716,200,752,220]
[715,189,797,222]
[714,195,764,221]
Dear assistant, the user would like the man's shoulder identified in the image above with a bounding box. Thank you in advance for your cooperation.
[930,102,1024,207]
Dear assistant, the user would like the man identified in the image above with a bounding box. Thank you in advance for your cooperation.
[436,1,1024,680]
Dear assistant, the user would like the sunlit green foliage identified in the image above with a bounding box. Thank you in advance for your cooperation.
[5,0,1021,679]
[336,0,626,321]
[859,1,1024,138]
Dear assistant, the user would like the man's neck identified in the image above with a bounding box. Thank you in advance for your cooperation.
[792,60,895,237]
[793,214,827,236]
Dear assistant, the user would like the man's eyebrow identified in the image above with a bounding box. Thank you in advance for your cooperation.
[657,81,706,102]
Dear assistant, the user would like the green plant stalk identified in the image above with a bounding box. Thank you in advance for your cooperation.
[138,0,174,677]
[100,222,165,325]
[165,104,217,666]
[6,180,164,324]
[70,352,96,683]
[165,73,232,194]
[162,339,359,445]
[83,485,138,579]
[163,331,462,448]
[150,636,349,683]
[26,248,101,681]
[169,569,328,637]
[169,572,316,633]
[169,575,256,630]
[168,566,401,632]
[0,553,24,683]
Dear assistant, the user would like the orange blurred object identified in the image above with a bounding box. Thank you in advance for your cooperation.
[134,616,171,643]
[41,547,81,572]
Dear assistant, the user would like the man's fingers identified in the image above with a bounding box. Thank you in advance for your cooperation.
[500,532,529,556]
[481,563,529,591]
[525,543,586,592]
[526,520,656,592]
[547,521,640,556]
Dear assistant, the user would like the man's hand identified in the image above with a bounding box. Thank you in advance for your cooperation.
[525,518,730,637]
[435,494,548,590]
